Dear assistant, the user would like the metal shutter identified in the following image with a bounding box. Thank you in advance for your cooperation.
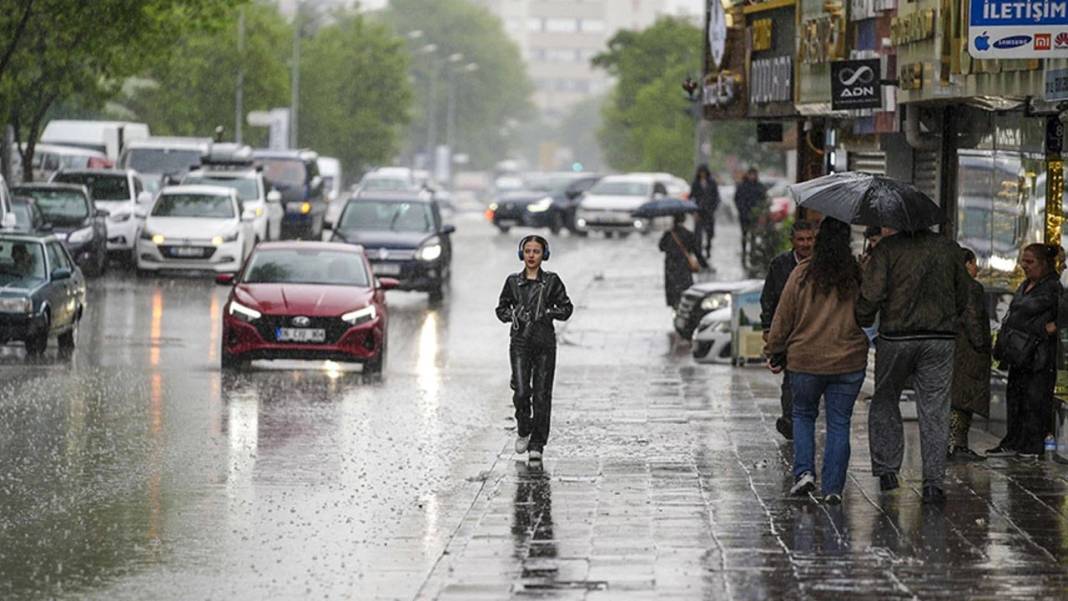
[912,149,940,206]
[847,151,886,175]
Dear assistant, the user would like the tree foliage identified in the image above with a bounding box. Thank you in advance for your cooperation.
[380,0,532,169]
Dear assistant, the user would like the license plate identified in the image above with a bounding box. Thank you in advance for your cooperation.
[171,247,204,257]
[373,263,402,275]
[496,218,518,225]
[276,327,326,342]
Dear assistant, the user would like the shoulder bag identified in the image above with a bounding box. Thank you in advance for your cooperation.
[671,231,701,274]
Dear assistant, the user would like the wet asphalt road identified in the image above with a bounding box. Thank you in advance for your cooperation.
[5,211,1068,600]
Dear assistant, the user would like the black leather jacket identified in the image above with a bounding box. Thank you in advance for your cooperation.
[760,250,798,331]
[496,270,573,344]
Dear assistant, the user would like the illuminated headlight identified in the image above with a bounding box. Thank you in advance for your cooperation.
[228,300,261,322]
[68,226,93,244]
[212,231,240,246]
[300,202,312,215]
[577,218,587,227]
[0,297,31,314]
[634,219,645,229]
[341,305,376,325]
[417,242,442,262]
[700,293,729,312]
[489,202,499,211]
[527,196,553,213]
[110,212,132,223]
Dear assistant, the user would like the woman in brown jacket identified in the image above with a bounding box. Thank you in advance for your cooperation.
[765,218,869,504]
[948,248,991,462]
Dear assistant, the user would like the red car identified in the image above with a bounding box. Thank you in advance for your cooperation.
[216,241,397,372]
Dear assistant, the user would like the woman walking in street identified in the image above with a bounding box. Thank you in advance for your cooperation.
[948,248,992,462]
[658,213,708,310]
[988,243,1061,458]
[689,164,720,260]
[495,235,573,461]
[765,217,868,504]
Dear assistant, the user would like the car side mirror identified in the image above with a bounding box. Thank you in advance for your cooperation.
[441,224,456,235]
[215,273,235,285]
[310,175,323,190]
[266,189,282,203]
[96,208,110,218]
[137,191,154,205]
[51,267,72,281]
[1,213,15,229]
[379,277,400,290]
[41,222,54,232]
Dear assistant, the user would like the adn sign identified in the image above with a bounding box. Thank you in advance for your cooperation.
[968,0,1068,58]
[830,59,882,110]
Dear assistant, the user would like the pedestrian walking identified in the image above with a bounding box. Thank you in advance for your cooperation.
[760,220,816,440]
[658,213,708,309]
[764,218,868,504]
[948,248,992,463]
[734,167,766,260]
[987,243,1061,459]
[856,228,970,505]
[689,164,720,260]
[495,235,574,461]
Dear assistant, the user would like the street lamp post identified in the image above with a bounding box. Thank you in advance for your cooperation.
[445,61,478,178]
[290,8,301,148]
[414,43,437,169]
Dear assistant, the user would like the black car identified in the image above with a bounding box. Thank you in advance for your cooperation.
[14,184,109,276]
[490,173,601,234]
[0,232,87,355]
[330,191,454,301]
[9,196,46,233]
[253,149,326,240]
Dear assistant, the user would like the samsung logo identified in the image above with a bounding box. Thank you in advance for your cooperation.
[993,35,1032,49]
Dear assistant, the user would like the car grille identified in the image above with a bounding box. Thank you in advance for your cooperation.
[365,248,416,261]
[160,245,216,259]
[253,315,350,344]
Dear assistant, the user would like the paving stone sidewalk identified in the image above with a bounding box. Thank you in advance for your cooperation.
[416,256,1068,601]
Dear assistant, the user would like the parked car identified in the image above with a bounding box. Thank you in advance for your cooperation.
[216,241,396,372]
[40,119,150,162]
[253,149,326,240]
[119,136,212,193]
[12,184,108,276]
[674,278,763,339]
[50,169,152,259]
[489,172,601,234]
[0,231,86,355]
[574,173,672,236]
[135,185,253,275]
[9,196,45,233]
[330,191,454,301]
[691,307,733,364]
[183,144,284,243]
[12,143,112,183]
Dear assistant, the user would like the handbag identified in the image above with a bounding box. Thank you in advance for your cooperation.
[993,325,1040,369]
[671,231,701,273]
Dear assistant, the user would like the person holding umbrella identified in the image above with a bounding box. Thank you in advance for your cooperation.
[658,213,708,309]
[791,172,969,505]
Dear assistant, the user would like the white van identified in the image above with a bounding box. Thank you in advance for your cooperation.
[120,137,212,193]
[40,120,150,162]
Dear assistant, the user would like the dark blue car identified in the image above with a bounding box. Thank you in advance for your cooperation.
[490,173,600,234]
[13,183,109,276]
[253,149,326,240]
[0,232,87,355]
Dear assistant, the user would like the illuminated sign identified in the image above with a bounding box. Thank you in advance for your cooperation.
[752,18,773,51]
[968,0,1068,57]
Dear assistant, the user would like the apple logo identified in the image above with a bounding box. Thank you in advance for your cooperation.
[975,31,990,50]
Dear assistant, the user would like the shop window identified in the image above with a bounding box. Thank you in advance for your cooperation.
[957,151,994,261]
[990,154,1024,266]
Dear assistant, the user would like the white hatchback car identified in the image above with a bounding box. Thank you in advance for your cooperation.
[136,185,253,274]
[692,307,733,364]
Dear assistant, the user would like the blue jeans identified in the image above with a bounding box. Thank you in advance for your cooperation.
[790,369,865,496]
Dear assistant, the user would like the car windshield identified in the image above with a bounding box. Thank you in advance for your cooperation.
[242,249,370,287]
[339,201,433,232]
[16,189,89,225]
[362,177,410,191]
[124,148,200,174]
[152,194,235,218]
[588,180,651,196]
[0,240,46,283]
[52,173,129,202]
[11,204,33,230]
[260,158,306,186]
[183,175,259,201]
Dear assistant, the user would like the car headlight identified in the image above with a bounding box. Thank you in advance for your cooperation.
[110,212,132,223]
[212,231,240,246]
[341,305,376,325]
[0,297,31,314]
[700,292,729,312]
[417,239,442,262]
[527,196,553,213]
[300,202,312,215]
[228,299,261,322]
[489,202,498,211]
[67,226,93,244]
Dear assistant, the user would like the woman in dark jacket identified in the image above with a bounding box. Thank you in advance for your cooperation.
[988,243,1062,458]
[496,235,573,461]
[689,164,720,259]
[658,213,708,309]
[948,248,991,462]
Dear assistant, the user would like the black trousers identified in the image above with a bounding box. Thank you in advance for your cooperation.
[1001,366,1055,454]
[510,341,556,450]
[695,216,715,258]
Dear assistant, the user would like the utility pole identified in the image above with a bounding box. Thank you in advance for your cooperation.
[290,7,301,149]
[425,55,438,168]
[235,7,245,144]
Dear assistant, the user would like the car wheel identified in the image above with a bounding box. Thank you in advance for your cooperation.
[692,341,711,359]
[549,212,564,235]
[221,347,246,370]
[428,284,444,303]
[497,225,511,234]
[97,248,107,275]
[58,319,78,350]
[365,338,387,375]
[24,314,49,356]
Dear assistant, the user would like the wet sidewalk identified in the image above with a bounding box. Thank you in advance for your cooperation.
[417,257,1068,600]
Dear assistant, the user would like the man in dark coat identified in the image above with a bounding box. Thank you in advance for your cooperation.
[690,164,720,260]
[759,221,816,440]
[734,167,766,259]
[659,214,708,308]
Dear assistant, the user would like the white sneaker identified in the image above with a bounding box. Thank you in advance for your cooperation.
[790,472,816,496]
[528,449,543,461]
[515,435,531,454]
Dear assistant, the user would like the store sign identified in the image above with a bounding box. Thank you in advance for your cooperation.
[830,59,882,109]
[968,0,1068,58]
[890,10,936,45]
[704,72,739,106]
[899,62,924,90]
[799,13,846,64]
[1046,68,1068,100]
[709,0,727,69]
[750,56,793,104]
[752,18,773,51]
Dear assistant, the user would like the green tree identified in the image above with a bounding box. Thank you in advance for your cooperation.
[380,0,532,169]
[298,10,411,177]
[121,3,290,149]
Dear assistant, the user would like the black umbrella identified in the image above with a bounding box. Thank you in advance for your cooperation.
[788,171,945,232]
[631,197,699,218]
